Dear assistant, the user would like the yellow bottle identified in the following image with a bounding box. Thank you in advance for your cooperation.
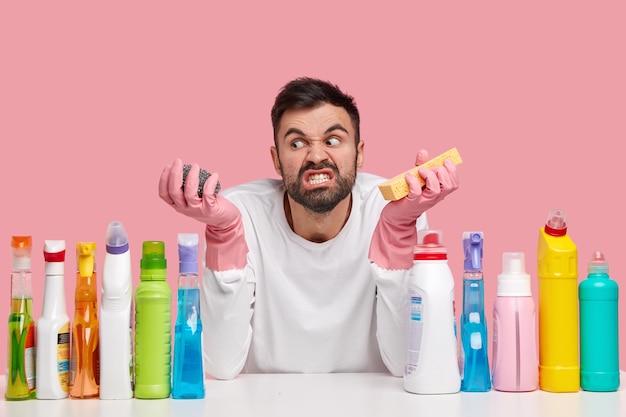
[69,242,100,398]
[537,209,579,392]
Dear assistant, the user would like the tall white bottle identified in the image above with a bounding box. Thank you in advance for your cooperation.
[36,240,71,399]
[404,229,461,394]
[99,221,134,399]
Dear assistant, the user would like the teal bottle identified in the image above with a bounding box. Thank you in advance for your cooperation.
[579,251,620,392]
[134,241,172,399]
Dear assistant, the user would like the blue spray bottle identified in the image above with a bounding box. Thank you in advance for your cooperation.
[171,233,205,399]
[460,231,491,392]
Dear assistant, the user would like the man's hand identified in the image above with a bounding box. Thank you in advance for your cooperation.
[159,159,241,232]
[159,158,248,271]
[369,149,459,270]
[387,149,459,229]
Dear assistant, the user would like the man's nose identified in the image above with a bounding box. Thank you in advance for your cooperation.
[306,141,329,164]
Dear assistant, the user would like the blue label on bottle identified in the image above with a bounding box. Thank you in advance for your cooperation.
[410,296,423,321]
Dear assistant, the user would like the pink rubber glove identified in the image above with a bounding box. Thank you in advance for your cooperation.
[158,158,248,271]
[369,150,459,270]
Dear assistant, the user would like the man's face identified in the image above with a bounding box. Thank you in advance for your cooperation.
[271,103,364,214]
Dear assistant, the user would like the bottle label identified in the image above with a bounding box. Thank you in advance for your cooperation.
[57,323,70,392]
[24,323,36,391]
[410,295,423,322]
[406,292,423,377]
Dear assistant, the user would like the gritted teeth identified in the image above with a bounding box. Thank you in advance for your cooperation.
[308,173,331,185]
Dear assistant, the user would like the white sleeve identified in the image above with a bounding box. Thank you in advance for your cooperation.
[371,263,410,377]
[371,211,429,377]
[201,260,255,380]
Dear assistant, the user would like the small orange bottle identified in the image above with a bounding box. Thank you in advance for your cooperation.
[69,242,100,398]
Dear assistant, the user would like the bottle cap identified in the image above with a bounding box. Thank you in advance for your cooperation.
[106,221,129,254]
[414,229,447,260]
[140,241,167,271]
[77,242,96,278]
[497,252,532,296]
[11,235,32,270]
[463,231,483,271]
[44,240,66,276]
[178,233,199,274]
[587,251,609,275]
[544,209,568,237]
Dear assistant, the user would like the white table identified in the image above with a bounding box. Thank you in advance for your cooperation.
[1,372,624,417]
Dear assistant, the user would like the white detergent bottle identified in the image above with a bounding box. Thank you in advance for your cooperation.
[36,240,71,399]
[404,229,461,394]
[99,221,134,399]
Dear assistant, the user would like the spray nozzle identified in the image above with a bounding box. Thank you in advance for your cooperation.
[77,242,96,278]
[463,231,483,271]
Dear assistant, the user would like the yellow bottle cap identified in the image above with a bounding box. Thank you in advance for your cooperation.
[76,242,96,277]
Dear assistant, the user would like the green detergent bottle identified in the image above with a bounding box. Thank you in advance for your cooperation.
[6,236,36,400]
[134,241,172,399]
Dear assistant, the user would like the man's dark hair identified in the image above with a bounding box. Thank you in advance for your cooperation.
[271,77,360,147]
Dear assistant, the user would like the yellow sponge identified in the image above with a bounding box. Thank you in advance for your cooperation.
[378,147,463,201]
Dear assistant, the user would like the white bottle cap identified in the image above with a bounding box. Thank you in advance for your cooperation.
[587,250,609,274]
[44,240,66,276]
[497,252,532,296]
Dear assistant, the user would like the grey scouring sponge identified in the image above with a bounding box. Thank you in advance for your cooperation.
[182,164,221,198]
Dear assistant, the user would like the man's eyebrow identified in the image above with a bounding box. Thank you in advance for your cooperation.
[284,127,305,139]
[325,124,349,135]
[283,124,349,140]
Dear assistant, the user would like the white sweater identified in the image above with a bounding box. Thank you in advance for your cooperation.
[201,173,428,379]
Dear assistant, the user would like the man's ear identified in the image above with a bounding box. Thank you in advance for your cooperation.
[356,140,364,169]
[270,146,282,176]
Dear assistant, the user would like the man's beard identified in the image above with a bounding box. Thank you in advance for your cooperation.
[281,161,356,214]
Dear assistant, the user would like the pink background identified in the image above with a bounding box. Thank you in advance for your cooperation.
[1,2,625,376]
